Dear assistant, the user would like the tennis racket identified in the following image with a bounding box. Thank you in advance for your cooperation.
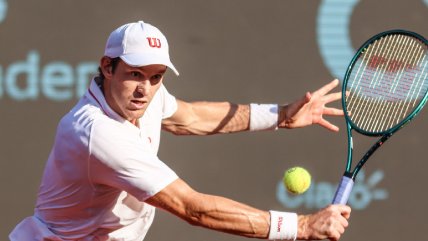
[332,30,428,205]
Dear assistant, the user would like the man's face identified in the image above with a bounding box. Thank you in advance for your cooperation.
[102,58,167,125]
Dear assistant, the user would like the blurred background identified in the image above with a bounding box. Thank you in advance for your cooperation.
[1,0,427,240]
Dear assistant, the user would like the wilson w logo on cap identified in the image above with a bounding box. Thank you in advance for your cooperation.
[147,37,161,48]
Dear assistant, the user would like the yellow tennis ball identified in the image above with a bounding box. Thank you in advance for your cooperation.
[283,166,311,194]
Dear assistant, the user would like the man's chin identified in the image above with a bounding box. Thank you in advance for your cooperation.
[126,109,146,120]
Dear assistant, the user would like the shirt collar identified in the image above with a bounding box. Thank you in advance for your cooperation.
[85,78,128,124]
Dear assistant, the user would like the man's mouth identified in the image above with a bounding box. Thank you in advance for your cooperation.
[130,100,147,109]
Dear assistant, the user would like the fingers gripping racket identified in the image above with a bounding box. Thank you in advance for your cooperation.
[332,30,428,204]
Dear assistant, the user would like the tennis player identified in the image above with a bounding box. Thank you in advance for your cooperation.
[10,21,351,241]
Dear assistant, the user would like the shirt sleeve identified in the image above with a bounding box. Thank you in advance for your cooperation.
[88,118,178,201]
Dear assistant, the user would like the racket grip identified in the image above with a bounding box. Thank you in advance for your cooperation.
[332,176,354,204]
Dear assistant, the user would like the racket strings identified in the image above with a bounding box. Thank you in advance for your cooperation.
[354,35,402,130]
[395,50,427,125]
[361,36,426,131]
[345,34,428,133]
[346,36,386,122]
[371,36,412,130]
[375,36,420,130]
[348,34,403,129]
[385,40,427,128]
[361,37,425,131]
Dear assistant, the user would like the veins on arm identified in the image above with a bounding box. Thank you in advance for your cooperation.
[162,100,250,135]
[145,178,270,238]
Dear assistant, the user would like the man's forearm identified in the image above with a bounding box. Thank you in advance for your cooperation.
[162,101,251,135]
[163,100,284,135]
[146,179,272,238]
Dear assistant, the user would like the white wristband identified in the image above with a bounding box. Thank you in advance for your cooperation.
[268,211,297,240]
[249,104,279,131]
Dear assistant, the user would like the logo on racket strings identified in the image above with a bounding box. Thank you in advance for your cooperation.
[368,55,417,72]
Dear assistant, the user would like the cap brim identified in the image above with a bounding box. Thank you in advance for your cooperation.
[120,53,179,76]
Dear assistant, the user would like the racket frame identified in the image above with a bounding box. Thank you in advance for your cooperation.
[333,29,428,204]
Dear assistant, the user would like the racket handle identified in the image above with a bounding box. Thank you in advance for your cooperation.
[332,176,354,204]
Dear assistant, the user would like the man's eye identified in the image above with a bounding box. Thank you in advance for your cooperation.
[131,72,141,77]
[152,74,162,80]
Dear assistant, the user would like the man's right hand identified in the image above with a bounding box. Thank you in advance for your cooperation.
[297,204,351,241]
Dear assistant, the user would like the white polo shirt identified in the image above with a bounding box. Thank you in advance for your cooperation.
[10,78,179,241]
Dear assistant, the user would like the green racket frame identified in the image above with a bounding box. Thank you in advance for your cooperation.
[333,30,428,204]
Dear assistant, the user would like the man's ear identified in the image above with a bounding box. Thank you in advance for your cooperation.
[100,56,114,79]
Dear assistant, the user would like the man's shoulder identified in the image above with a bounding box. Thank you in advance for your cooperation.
[58,97,109,134]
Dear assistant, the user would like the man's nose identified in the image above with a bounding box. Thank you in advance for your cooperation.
[136,80,150,95]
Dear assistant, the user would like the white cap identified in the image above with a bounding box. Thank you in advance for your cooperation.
[104,21,179,76]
